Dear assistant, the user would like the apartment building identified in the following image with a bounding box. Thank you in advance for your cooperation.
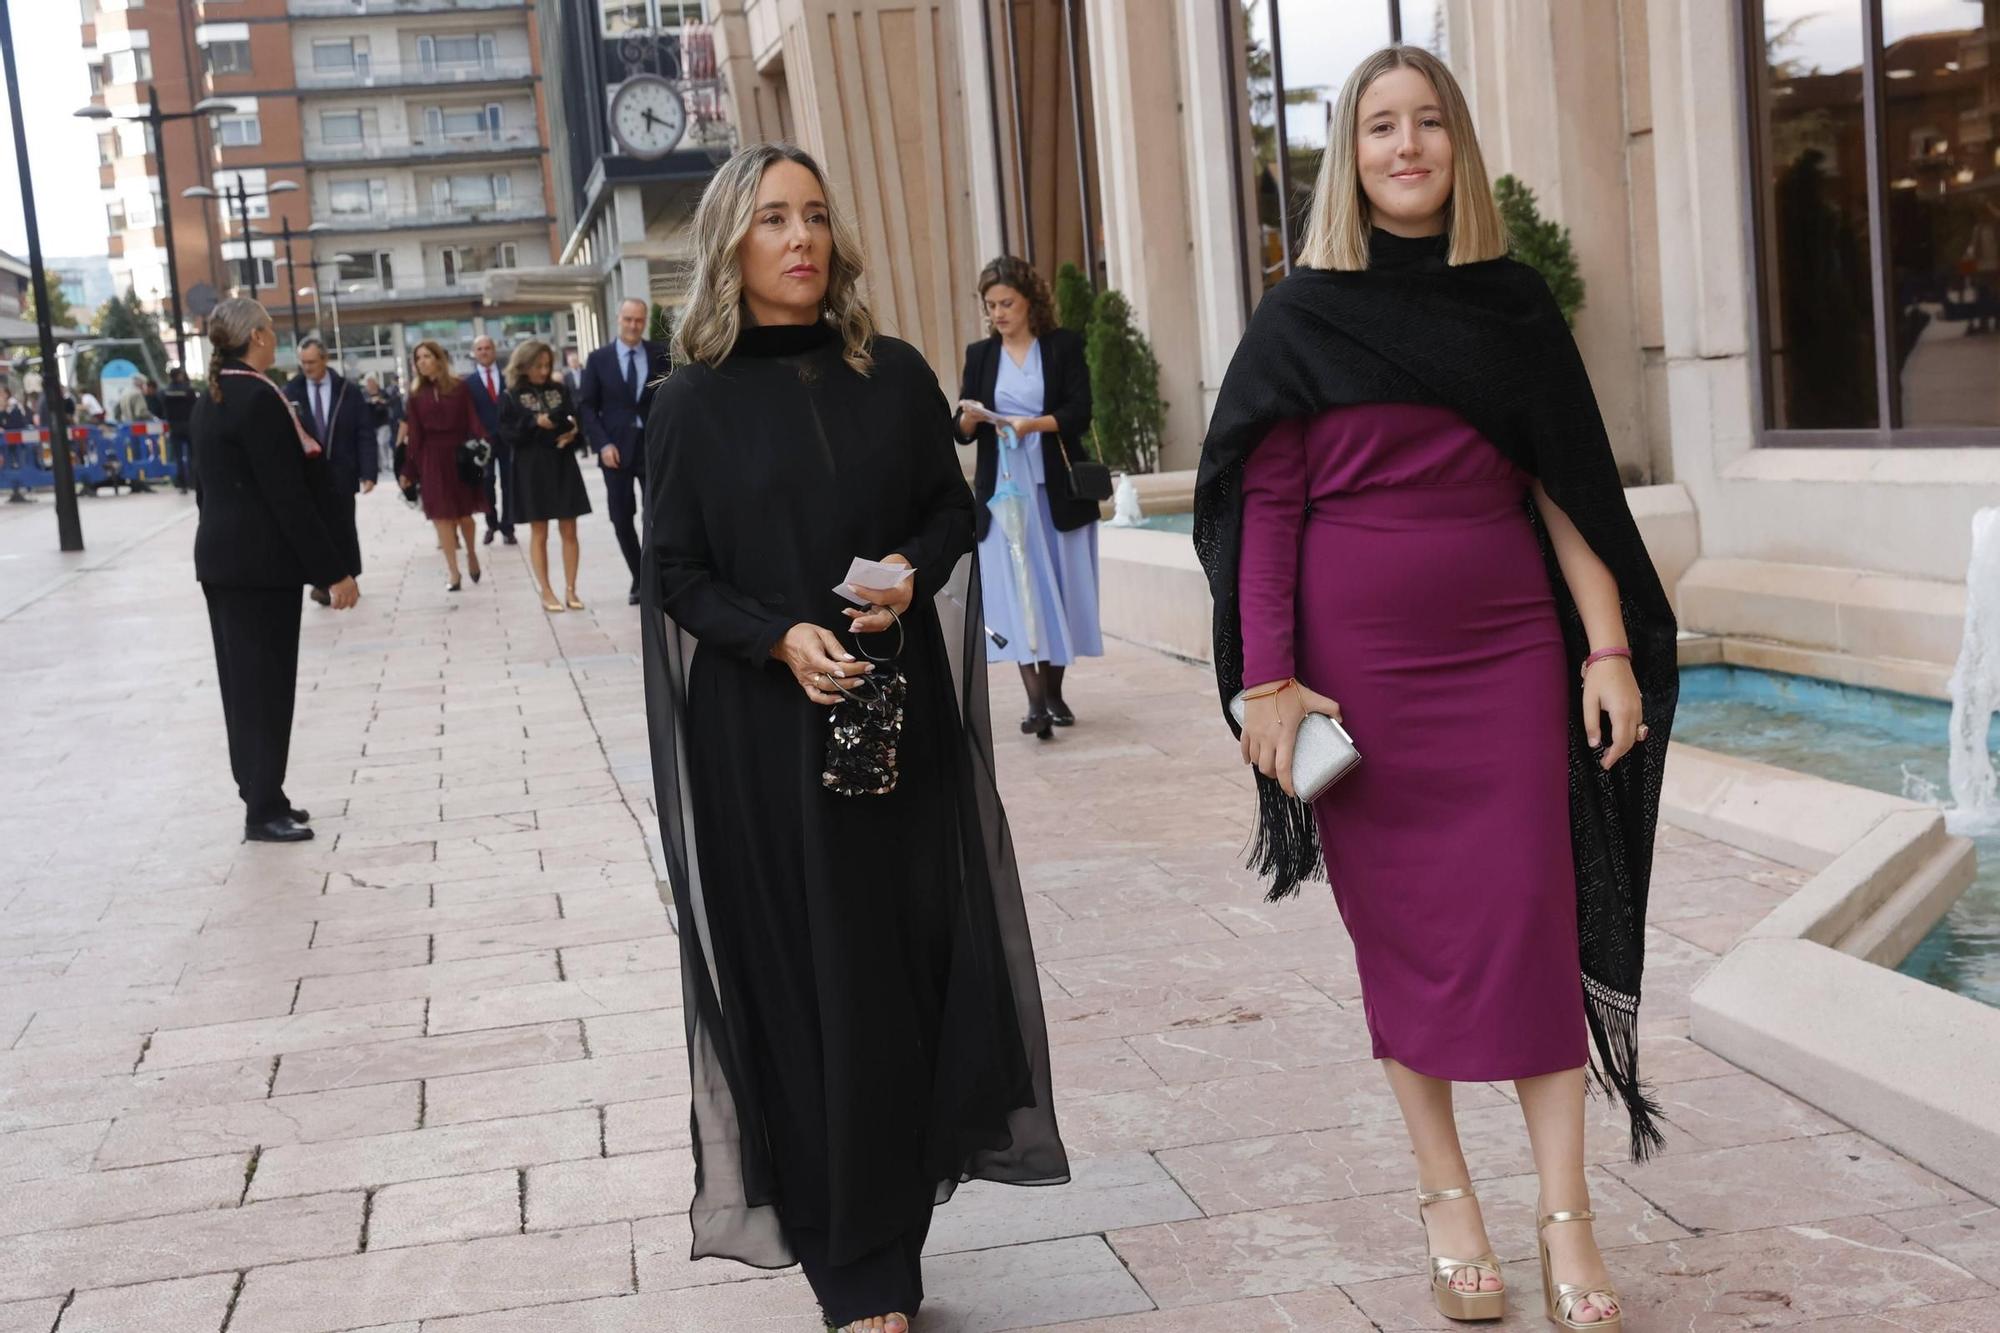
[79,0,567,376]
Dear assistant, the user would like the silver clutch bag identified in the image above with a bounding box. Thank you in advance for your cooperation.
[1228,690,1362,803]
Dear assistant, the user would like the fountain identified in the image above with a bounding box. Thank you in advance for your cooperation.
[1946,508,2000,836]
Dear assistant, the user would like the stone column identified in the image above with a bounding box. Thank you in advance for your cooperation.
[1082,0,1204,471]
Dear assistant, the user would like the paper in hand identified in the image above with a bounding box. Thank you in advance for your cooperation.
[833,557,916,606]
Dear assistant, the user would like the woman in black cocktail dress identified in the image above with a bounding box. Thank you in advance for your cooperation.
[495,339,591,612]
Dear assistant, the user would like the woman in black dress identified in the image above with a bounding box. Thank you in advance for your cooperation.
[191,297,358,843]
[496,339,591,612]
[640,143,1068,1333]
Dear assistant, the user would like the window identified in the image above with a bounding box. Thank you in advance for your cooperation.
[1746,0,2000,437]
[327,178,387,216]
[214,170,271,219]
[320,110,365,145]
[425,104,503,140]
[338,252,393,287]
[115,120,148,158]
[441,241,519,285]
[312,39,363,72]
[106,48,152,82]
[231,256,276,289]
[433,173,512,210]
[1237,0,1446,293]
[204,40,252,75]
[214,111,261,147]
[601,0,703,31]
[96,131,116,167]
[419,32,495,71]
[86,63,105,96]
[105,201,127,234]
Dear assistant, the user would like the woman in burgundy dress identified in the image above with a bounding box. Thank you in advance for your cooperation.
[399,339,488,592]
[1197,47,1676,1331]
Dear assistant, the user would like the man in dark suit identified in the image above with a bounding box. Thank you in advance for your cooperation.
[466,333,515,546]
[576,297,668,604]
[284,337,377,604]
[561,347,584,400]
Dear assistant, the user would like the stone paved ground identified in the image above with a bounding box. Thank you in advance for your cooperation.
[1,479,1996,1332]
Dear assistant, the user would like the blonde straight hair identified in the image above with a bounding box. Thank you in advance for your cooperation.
[673,142,877,374]
[505,338,554,389]
[1297,45,1508,272]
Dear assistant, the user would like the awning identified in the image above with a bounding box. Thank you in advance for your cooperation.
[480,266,604,307]
[0,315,90,344]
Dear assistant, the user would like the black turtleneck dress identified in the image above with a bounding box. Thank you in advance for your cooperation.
[640,321,1068,1312]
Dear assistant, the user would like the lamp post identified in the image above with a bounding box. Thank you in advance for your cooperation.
[253,218,310,344]
[279,252,356,362]
[5,0,81,550]
[74,91,239,369]
[183,176,300,303]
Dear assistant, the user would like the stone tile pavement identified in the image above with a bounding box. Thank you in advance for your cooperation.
[0,480,1994,1331]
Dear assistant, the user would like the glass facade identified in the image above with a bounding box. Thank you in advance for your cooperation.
[1747,0,2000,440]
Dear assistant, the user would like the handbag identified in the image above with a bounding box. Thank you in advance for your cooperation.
[822,609,908,797]
[1227,688,1362,803]
[454,436,492,487]
[1052,425,1115,505]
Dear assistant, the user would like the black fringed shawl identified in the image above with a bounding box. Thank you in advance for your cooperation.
[1193,228,1679,1160]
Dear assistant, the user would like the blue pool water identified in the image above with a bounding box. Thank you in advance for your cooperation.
[1674,665,1999,1008]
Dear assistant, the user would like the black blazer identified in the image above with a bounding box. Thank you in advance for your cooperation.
[193,360,348,590]
[576,338,669,471]
[954,327,1097,538]
[283,369,379,494]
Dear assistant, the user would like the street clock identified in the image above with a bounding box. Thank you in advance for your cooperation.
[608,74,688,159]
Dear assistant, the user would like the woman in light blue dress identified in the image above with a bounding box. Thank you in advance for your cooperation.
[954,257,1103,738]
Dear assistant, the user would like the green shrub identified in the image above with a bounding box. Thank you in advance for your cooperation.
[1085,289,1166,474]
[1493,174,1585,327]
[1054,262,1094,333]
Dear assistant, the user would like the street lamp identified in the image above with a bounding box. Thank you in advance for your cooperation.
[182,176,300,302]
[280,252,354,360]
[74,92,240,368]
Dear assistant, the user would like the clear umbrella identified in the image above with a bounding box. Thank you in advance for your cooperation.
[987,422,1040,657]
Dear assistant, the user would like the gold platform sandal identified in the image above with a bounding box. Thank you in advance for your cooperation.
[1417,1186,1505,1321]
[1537,1209,1623,1330]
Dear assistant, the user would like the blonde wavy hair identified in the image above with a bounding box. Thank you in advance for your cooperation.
[673,142,877,374]
[505,338,554,389]
[1298,45,1507,271]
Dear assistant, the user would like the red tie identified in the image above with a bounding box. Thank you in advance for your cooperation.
[485,368,496,399]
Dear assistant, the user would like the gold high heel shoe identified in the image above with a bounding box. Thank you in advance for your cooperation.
[1417,1186,1505,1321]
[1537,1209,1623,1330]
[565,589,584,610]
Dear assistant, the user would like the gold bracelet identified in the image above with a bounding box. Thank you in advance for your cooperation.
[1239,678,1296,702]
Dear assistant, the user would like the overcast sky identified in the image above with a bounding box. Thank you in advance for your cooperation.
[0,5,121,261]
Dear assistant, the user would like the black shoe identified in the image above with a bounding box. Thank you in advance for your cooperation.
[627,590,641,606]
[501,530,518,546]
[1020,710,1054,740]
[309,586,332,606]
[244,816,314,843]
[287,806,310,824]
[1048,701,1075,727]
[483,527,497,546]
[447,577,462,593]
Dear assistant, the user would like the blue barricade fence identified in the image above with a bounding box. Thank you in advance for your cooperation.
[1,422,181,496]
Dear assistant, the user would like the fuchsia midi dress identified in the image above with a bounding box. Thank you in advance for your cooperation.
[1238,401,1588,1080]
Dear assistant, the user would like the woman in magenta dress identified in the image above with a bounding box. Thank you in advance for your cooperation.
[398,338,489,592]
[1197,48,1677,1330]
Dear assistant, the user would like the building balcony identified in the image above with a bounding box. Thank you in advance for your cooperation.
[312,201,551,231]
[288,0,524,17]
[334,280,502,307]
[304,128,541,163]
[298,57,536,93]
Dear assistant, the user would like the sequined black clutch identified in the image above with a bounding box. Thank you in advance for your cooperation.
[821,610,906,797]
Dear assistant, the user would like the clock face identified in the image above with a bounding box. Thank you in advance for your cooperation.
[609,76,688,160]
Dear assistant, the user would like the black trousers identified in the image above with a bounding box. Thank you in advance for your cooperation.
[484,440,515,535]
[203,584,303,824]
[327,490,362,580]
[784,1205,933,1328]
[601,460,642,585]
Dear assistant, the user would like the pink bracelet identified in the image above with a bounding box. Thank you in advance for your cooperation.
[1581,646,1632,678]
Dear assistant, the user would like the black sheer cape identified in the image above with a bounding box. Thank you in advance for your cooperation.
[640,320,1069,1268]
[1193,229,1678,1159]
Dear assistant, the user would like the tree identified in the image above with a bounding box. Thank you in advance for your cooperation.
[1084,289,1166,475]
[95,290,170,382]
[648,302,675,345]
[1054,262,1094,333]
[1493,174,1585,327]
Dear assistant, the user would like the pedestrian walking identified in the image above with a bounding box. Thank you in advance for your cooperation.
[953,256,1102,737]
[466,334,516,547]
[398,339,489,593]
[495,338,590,612]
[190,298,358,844]
[1195,46,1676,1331]
[284,337,377,603]
[640,143,1068,1333]
[577,297,666,604]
